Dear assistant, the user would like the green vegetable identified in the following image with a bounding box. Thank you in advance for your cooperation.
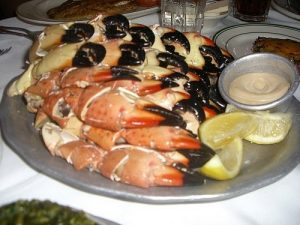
[0,200,98,225]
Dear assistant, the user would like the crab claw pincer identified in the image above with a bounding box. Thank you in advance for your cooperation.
[76,86,185,131]
[102,14,130,39]
[129,24,155,47]
[62,23,95,43]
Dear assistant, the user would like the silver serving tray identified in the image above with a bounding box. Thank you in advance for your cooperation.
[1,78,300,204]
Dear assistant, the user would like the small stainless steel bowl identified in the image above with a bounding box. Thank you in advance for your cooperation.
[218,53,300,111]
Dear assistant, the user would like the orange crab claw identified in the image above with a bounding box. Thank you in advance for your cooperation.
[120,126,200,151]
[25,71,62,98]
[82,126,123,151]
[77,86,184,131]
[101,79,163,96]
[203,105,218,120]
[40,87,83,128]
[41,91,70,127]
[58,140,105,171]
[99,146,184,188]
[60,67,114,88]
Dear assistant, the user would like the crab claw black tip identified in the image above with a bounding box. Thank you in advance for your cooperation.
[118,43,145,66]
[111,66,141,81]
[173,99,206,123]
[144,105,186,128]
[172,163,206,186]
[178,144,216,169]
[62,23,94,43]
[161,30,191,54]
[129,25,155,47]
[103,14,130,39]
[72,42,106,67]
[157,52,188,74]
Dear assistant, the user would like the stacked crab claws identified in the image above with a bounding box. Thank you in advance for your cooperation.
[8,14,234,188]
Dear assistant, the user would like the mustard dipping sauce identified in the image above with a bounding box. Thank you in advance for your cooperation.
[229,72,290,105]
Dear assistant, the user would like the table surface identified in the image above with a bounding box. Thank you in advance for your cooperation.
[1,7,300,225]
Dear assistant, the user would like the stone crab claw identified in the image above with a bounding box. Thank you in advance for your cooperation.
[173,98,218,135]
[23,70,62,112]
[72,40,145,67]
[129,24,155,47]
[199,38,234,73]
[25,71,62,98]
[83,125,201,152]
[41,122,79,156]
[39,87,85,130]
[72,42,106,67]
[208,85,227,111]
[60,66,140,88]
[99,145,204,188]
[155,31,234,72]
[31,39,146,78]
[40,90,73,128]
[101,79,164,96]
[161,28,191,54]
[102,14,130,39]
[76,86,186,131]
[119,126,201,151]
[42,122,105,171]
[29,22,98,63]
[118,43,145,66]
[61,23,95,43]
[157,52,188,74]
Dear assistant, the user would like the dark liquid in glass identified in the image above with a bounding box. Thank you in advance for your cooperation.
[235,0,270,16]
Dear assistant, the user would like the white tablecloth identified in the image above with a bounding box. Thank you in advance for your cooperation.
[1,9,300,225]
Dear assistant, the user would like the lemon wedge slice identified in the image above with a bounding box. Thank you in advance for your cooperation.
[199,111,257,149]
[245,112,292,144]
[198,137,243,180]
[225,105,292,145]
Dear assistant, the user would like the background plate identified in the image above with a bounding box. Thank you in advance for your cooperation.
[271,0,300,20]
[213,23,300,59]
[16,0,160,25]
[1,78,300,204]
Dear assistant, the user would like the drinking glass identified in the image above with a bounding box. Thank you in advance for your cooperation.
[288,0,300,13]
[232,0,271,22]
[160,0,207,33]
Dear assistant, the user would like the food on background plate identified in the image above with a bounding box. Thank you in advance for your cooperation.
[252,37,300,64]
[47,0,139,20]
[0,200,98,225]
[135,0,160,7]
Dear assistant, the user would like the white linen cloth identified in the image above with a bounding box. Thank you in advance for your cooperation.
[1,9,300,225]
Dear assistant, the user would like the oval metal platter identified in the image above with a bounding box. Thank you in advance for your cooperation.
[1,78,300,204]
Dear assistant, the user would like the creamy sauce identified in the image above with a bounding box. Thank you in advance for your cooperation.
[229,72,290,105]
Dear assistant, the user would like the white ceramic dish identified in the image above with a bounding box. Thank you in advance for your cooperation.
[213,23,300,59]
[204,0,228,27]
[16,0,160,25]
[271,0,300,20]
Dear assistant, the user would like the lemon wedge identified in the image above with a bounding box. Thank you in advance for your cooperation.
[225,105,292,145]
[198,137,243,180]
[199,111,257,149]
[245,112,292,144]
